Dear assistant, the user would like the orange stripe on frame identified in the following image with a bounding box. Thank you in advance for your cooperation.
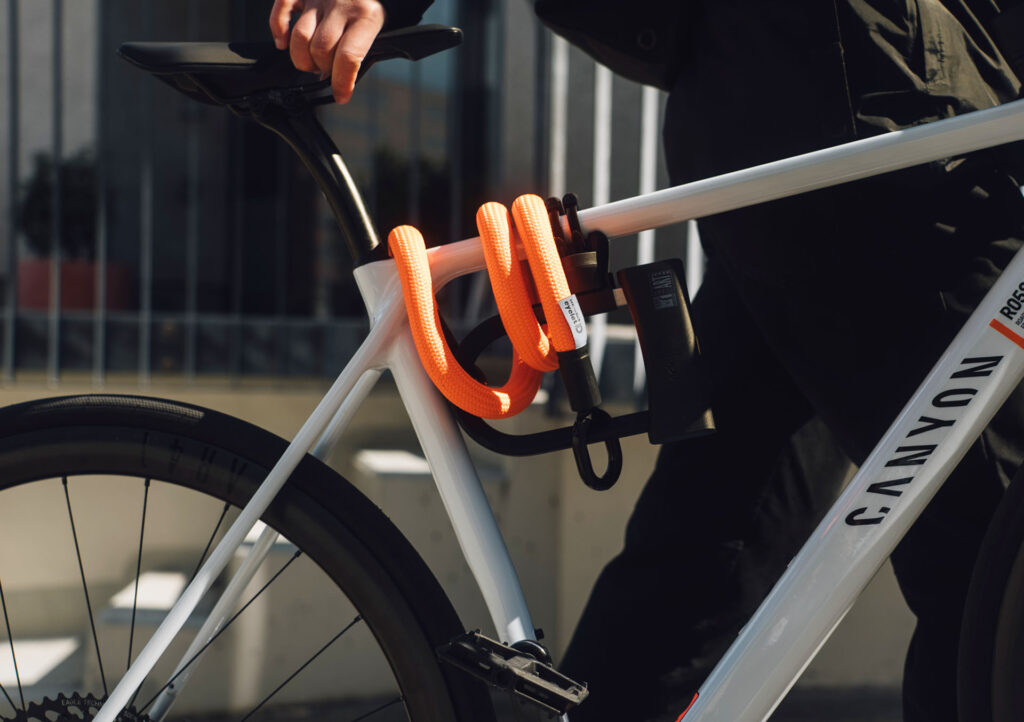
[990,318,1024,350]
[675,693,699,721]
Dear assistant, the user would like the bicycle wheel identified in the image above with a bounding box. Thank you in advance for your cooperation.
[958,463,1024,722]
[0,394,495,722]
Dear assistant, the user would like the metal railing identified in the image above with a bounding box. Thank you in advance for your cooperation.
[2,0,700,397]
[544,34,702,400]
[2,0,457,386]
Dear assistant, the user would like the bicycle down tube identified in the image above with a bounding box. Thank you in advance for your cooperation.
[95,97,1024,722]
[684,239,1024,719]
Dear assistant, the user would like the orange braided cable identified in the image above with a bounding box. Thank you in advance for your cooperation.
[388,193,583,419]
[511,195,577,353]
[476,202,558,372]
[387,224,542,419]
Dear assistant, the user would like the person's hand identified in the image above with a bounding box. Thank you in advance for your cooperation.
[269,0,386,104]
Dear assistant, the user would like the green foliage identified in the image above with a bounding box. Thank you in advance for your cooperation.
[17,150,98,260]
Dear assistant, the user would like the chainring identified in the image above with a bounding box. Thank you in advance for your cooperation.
[0,693,150,722]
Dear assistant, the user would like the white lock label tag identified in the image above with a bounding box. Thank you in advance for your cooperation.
[558,295,588,349]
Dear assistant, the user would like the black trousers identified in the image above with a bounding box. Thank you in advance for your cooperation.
[559,165,1024,721]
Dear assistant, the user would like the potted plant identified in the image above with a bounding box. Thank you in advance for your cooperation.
[15,150,130,311]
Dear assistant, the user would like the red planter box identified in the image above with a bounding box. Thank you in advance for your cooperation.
[17,259,132,311]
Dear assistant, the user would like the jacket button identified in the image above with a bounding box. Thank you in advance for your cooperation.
[637,28,658,51]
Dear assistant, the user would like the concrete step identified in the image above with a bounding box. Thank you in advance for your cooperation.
[0,635,83,707]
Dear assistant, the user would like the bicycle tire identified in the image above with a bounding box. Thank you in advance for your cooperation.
[957,463,1024,722]
[0,394,495,722]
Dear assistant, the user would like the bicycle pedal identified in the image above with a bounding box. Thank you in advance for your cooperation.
[438,631,588,716]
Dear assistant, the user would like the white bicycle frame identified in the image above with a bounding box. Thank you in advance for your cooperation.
[95,97,1024,722]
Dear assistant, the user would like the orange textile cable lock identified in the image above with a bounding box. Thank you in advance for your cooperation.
[390,191,715,492]
[387,194,582,419]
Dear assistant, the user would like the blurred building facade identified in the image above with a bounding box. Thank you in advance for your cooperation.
[0,0,685,386]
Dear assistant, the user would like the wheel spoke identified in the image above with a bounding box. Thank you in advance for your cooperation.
[0,577,24,713]
[62,476,108,697]
[140,549,303,715]
[350,696,404,721]
[127,478,151,671]
[190,501,231,584]
[0,682,18,717]
[239,614,364,722]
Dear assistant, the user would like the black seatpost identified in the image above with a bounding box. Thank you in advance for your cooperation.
[248,93,387,266]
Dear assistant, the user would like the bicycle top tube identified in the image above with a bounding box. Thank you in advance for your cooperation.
[118,25,462,267]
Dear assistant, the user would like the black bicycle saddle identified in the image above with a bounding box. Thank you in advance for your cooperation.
[118,24,462,106]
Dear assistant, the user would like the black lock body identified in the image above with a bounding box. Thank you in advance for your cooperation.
[617,259,714,444]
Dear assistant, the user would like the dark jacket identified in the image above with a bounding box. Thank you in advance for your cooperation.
[664,0,1021,184]
[385,0,1019,183]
